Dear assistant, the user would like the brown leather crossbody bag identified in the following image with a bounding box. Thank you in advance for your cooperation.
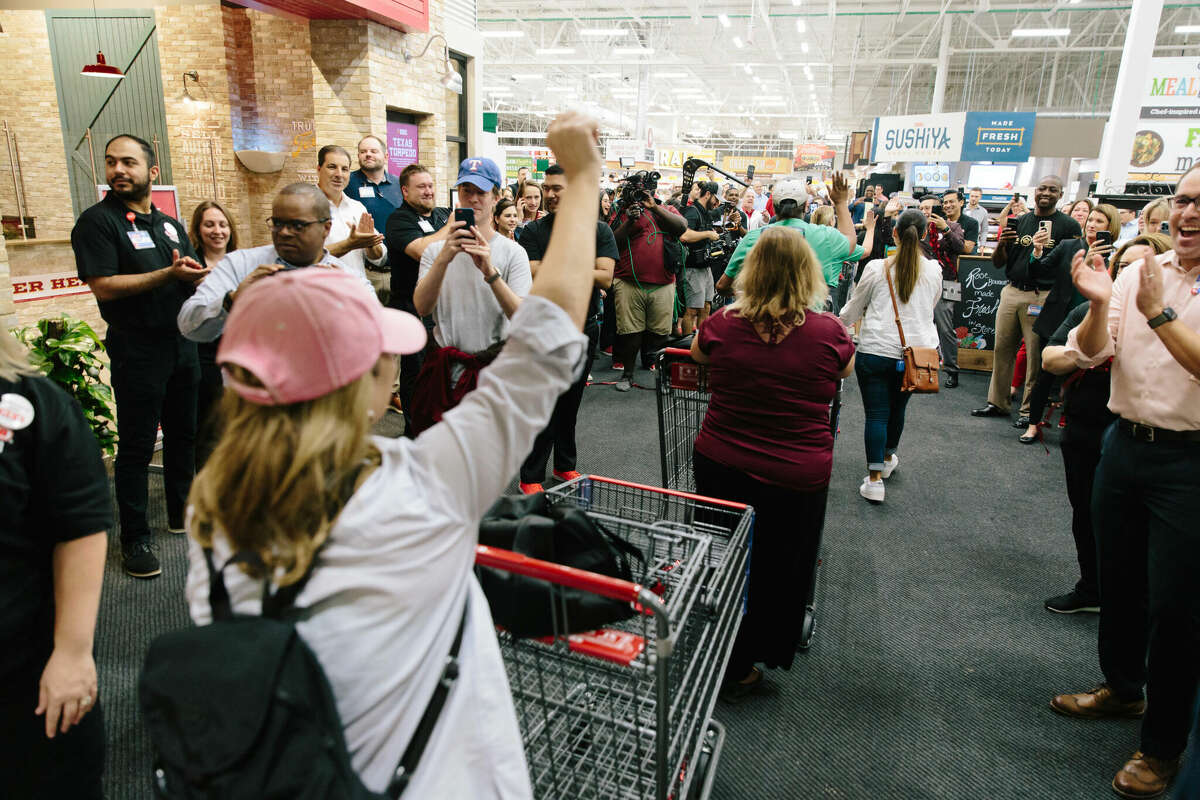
[884,265,940,394]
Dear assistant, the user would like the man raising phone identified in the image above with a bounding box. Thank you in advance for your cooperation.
[410,157,532,433]
[973,176,1081,424]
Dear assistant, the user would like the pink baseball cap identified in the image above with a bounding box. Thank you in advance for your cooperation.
[217,268,427,406]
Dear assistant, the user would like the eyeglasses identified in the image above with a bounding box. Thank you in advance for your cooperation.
[266,217,330,233]
[1171,195,1200,212]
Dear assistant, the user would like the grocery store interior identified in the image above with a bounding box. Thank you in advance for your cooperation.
[2,0,1199,798]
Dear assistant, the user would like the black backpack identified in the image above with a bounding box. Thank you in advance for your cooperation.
[139,548,465,799]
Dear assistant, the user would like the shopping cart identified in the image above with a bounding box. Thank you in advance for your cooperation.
[480,475,752,800]
[654,346,842,649]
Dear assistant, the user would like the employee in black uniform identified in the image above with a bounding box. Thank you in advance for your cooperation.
[0,332,110,798]
[384,162,450,435]
[72,134,210,579]
[516,163,617,492]
[972,176,1081,424]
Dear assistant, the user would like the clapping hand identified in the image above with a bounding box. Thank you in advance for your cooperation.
[1070,248,1113,305]
[347,213,384,250]
[168,249,210,283]
[829,172,850,205]
[1135,250,1166,320]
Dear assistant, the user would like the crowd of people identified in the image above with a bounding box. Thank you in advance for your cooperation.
[2,108,1198,799]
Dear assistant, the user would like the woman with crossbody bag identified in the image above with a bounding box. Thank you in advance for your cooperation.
[839,209,942,503]
[181,112,602,798]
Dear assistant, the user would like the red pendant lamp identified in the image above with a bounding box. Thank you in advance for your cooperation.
[81,0,124,79]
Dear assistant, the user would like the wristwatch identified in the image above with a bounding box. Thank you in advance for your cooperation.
[1147,307,1176,329]
[484,271,501,284]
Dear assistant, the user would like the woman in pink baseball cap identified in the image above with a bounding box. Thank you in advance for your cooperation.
[181,112,603,798]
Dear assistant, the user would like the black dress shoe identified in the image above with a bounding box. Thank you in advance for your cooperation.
[944,373,958,388]
[1013,416,1031,428]
[971,403,1007,417]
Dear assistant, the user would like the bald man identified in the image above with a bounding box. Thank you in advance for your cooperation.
[972,176,1082,422]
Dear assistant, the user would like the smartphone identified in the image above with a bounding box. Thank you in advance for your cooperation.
[1039,220,1052,235]
[1095,230,1113,246]
[1012,192,1021,202]
[454,207,475,230]
[1005,217,1020,233]
[1160,221,1170,234]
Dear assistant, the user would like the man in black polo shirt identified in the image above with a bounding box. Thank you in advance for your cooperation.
[973,175,1080,423]
[72,134,210,579]
[516,163,616,493]
[679,181,721,336]
[383,162,450,434]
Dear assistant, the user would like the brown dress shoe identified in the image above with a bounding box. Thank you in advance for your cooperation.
[1050,684,1146,719]
[1111,751,1180,798]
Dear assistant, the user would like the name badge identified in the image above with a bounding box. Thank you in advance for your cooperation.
[1027,304,1042,317]
[358,186,376,199]
[941,280,962,302]
[418,219,435,234]
[127,230,155,250]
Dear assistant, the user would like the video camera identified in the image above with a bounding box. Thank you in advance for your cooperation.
[614,170,661,214]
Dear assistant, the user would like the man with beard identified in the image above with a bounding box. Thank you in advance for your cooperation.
[72,134,211,579]
[346,135,403,303]
[385,163,451,434]
[679,181,722,335]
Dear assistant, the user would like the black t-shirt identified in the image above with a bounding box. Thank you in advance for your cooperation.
[953,212,980,249]
[1005,210,1081,287]
[384,202,450,311]
[519,214,619,321]
[0,375,111,684]
[681,203,714,267]
[1049,302,1116,442]
[72,193,198,331]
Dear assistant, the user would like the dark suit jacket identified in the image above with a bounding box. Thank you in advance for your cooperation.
[1031,238,1087,341]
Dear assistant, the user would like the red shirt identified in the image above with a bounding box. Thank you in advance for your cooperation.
[694,308,855,491]
[614,205,682,286]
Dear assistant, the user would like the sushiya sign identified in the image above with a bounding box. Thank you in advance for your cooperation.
[872,112,1037,163]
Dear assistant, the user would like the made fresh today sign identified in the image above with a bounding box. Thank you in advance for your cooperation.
[871,113,966,162]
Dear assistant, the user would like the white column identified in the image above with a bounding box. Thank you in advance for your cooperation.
[634,68,650,143]
[930,16,952,114]
[1095,0,1164,194]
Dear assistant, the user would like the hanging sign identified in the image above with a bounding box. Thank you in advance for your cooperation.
[871,112,967,162]
[961,112,1037,162]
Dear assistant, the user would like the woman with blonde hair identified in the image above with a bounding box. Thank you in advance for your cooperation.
[182,111,602,796]
[689,225,855,699]
[0,332,110,798]
[839,208,942,503]
[1139,197,1170,236]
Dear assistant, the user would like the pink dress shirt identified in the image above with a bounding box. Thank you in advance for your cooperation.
[1064,250,1200,431]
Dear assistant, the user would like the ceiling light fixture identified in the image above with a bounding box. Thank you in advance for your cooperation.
[535,47,576,55]
[511,72,544,80]
[612,47,655,55]
[592,72,620,78]
[718,13,731,27]
[796,19,807,33]
[744,64,753,75]
[580,27,627,36]
[403,34,462,93]
[1011,27,1071,37]
[733,36,744,48]
[1175,24,1200,33]
[656,72,689,78]
[181,70,211,109]
[801,42,809,53]
[81,0,124,79]
[481,30,525,38]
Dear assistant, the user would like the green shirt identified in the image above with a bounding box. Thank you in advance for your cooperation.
[725,216,863,288]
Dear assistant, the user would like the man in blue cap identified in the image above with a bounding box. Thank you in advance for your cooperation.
[409,157,533,433]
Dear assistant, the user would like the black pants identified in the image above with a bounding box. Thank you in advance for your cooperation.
[1026,368,1062,426]
[1092,423,1200,760]
[399,313,436,438]
[600,291,616,351]
[195,340,223,471]
[1,686,105,799]
[694,449,829,680]
[1060,432,1102,600]
[520,324,598,484]
[106,327,199,545]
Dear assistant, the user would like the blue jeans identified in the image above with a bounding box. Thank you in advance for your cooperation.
[854,352,912,471]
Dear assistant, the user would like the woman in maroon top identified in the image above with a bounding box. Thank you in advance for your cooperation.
[690,225,855,699]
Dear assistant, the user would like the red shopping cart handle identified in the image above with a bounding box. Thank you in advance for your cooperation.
[661,347,693,358]
[583,474,750,511]
[475,545,651,606]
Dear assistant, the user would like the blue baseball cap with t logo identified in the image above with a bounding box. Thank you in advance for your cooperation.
[455,157,503,192]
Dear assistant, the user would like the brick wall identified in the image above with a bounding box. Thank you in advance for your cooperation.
[0,237,13,329]
[0,11,75,242]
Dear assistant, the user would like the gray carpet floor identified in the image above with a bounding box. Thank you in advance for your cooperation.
[95,360,1176,799]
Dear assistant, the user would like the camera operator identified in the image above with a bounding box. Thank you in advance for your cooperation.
[610,172,687,392]
[723,186,749,237]
[680,181,722,336]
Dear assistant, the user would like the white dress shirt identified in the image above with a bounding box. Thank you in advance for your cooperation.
[186,296,587,798]
[177,244,369,342]
[327,193,388,275]
[1064,250,1200,430]
[838,257,943,359]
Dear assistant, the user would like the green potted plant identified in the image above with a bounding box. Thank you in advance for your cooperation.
[11,315,116,457]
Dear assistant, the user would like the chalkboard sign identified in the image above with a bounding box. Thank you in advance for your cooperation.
[954,255,1006,351]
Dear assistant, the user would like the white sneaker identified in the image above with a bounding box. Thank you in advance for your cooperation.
[881,454,899,479]
[859,477,885,503]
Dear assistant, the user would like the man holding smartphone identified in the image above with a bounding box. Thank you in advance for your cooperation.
[973,176,1081,424]
[410,157,532,433]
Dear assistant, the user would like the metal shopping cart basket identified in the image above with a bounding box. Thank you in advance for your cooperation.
[653,346,843,648]
[480,475,753,800]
